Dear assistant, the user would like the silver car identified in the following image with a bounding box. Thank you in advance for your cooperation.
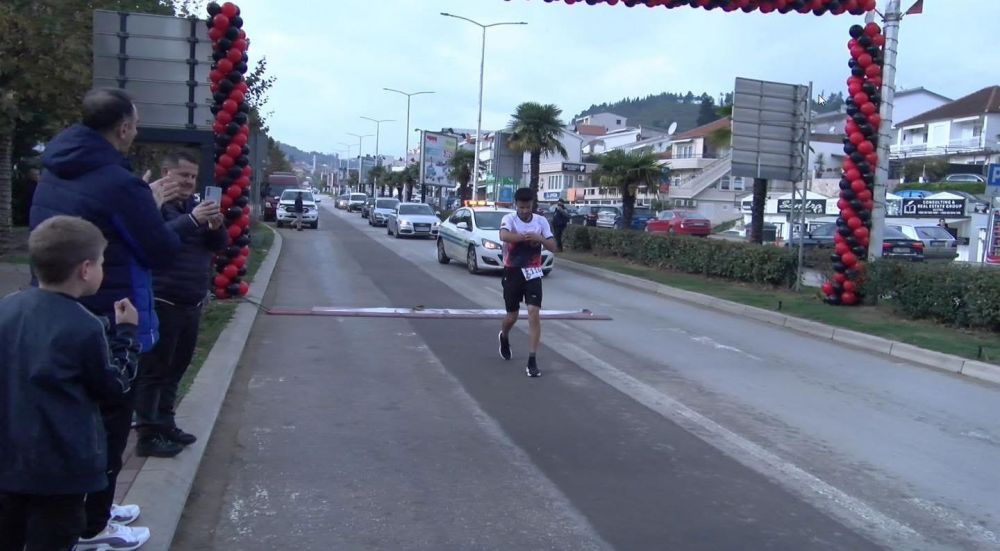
[386,203,440,239]
[368,197,400,227]
[889,224,958,261]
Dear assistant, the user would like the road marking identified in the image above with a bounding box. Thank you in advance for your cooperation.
[690,336,762,361]
[549,329,930,551]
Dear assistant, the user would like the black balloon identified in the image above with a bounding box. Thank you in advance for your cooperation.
[212,50,225,62]
[866,46,880,57]
[226,206,243,219]
[207,2,222,15]
[228,166,243,178]
[226,283,241,296]
[853,113,868,124]
[850,199,863,210]
[236,237,251,247]
[846,269,861,280]
[850,152,865,163]
[233,112,248,125]
[231,16,244,28]
[859,210,872,221]
[844,144,857,155]
[860,123,874,136]
[842,190,857,200]
[836,217,847,227]
[852,246,867,256]
[848,59,858,69]
[218,38,233,51]
[238,102,251,114]
[838,227,853,237]
[849,24,865,38]
[219,80,234,94]
[858,35,873,47]
[225,26,240,41]
[213,92,227,104]
[839,179,851,190]
[241,52,249,63]
[851,67,865,77]
[228,71,242,83]
[236,62,248,74]
[237,267,248,277]
[225,122,241,135]
[215,135,231,147]
[846,106,859,117]
[857,161,872,174]
[833,262,847,273]
[210,105,221,115]
[826,295,842,305]
[846,237,859,247]
[225,246,241,258]
[241,145,251,156]
[215,257,230,269]
[236,196,249,207]
[830,252,842,263]
[236,155,250,167]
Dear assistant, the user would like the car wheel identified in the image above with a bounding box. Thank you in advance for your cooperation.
[437,239,450,264]
[311,222,319,230]
[395,228,402,239]
[387,225,392,235]
[543,269,552,277]
[466,246,479,274]
[276,221,283,228]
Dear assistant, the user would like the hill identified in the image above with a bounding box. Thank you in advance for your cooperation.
[277,141,339,167]
[575,91,723,133]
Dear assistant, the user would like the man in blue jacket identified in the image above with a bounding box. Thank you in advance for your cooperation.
[30,88,183,548]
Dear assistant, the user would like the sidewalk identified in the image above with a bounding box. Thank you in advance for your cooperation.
[0,263,31,297]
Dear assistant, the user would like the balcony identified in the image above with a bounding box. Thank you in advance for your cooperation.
[890,136,991,158]
[665,154,719,171]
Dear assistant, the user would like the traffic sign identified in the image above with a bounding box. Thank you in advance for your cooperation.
[987,164,1000,187]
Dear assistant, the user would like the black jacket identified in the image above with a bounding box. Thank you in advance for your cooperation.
[152,198,230,306]
[0,288,140,495]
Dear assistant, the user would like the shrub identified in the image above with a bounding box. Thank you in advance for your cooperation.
[867,261,1000,330]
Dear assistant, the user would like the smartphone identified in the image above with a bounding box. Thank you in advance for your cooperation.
[203,185,223,205]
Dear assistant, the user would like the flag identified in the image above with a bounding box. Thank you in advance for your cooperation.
[905,0,924,15]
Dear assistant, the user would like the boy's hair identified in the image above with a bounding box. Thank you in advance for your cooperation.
[160,150,199,171]
[29,216,107,285]
[514,187,535,203]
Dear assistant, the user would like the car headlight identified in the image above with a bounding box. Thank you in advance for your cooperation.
[400,220,412,227]
[482,239,502,250]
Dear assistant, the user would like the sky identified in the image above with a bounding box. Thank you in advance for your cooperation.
[227,0,1000,159]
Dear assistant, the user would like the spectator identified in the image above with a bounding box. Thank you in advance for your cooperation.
[0,216,144,551]
[30,87,182,549]
[133,151,227,458]
[552,199,570,252]
[293,191,305,231]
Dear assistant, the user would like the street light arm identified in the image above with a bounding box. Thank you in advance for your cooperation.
[441,12,484,28]
[484,21,528,28]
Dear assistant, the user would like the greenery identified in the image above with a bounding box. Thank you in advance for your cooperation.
[447,149,475,202]
[894,181,986,195]
[575,91,722,133]
[507,102,568,202]
[560,251,1000,365]
[564,225,798,287]
[592,150,664,230]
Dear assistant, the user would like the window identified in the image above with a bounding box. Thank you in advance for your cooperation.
[732,177,745,191]
[676,144,694,158]
[616,119,622,125]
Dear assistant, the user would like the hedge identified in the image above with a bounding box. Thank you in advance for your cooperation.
[563,225,798,287]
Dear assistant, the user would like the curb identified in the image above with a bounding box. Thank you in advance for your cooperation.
[558,258,1000,386]
[123,224,284,551]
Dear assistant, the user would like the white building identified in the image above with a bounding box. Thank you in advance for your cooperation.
[891,85,1000,164]
[891,87,953,128]
[574,112,628,133]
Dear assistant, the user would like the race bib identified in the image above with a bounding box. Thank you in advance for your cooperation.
[522,267,544,281]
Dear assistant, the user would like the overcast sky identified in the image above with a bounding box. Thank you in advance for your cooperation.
[230,0,1000,158]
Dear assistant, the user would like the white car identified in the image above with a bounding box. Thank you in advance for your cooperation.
[386,202,440,239]
[437,206,554,275]
[368,197,400,227]
[275,190,319,229]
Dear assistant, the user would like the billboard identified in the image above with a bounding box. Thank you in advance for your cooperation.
[731,77,810,182]
[420,131,459,188]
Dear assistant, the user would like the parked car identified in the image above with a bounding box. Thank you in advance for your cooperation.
[944,173,985,183]
[274,190,319,229]
[361,196,376,219]
[646,211,712,237]
[576,205,621,227]
[789,223,924,260]
[386,202,440,239]
[595,206,623,228]
[614,207,655,230]
[347,193,367,213]
[437,206,554,275]
[262,173,301,221]
[368,197,400,227]
[888,223,958,261]
[336,193,350,209]
[542,204,584,226]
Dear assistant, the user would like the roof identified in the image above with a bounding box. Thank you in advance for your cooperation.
[672,117,731,140]
[896,86,1000,127]
[575,124,607,136]
[894,87,952,103]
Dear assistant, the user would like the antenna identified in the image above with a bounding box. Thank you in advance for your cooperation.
[667,121,678,135]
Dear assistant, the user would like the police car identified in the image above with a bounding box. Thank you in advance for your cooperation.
[436,202,554,275]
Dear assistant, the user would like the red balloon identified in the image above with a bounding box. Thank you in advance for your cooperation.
[214,275,230,288]
[219,155,235,168]
[226,184,243,199]
[850,132,865,145]
[238,214,250,228]
[237,81,248,93]
[221,2,238,18]
[232,133,248,146]
[208,27,223,42]
[866,153,879,166]
[857,141,875,155]
[846,169,861,182]
[843,281,857,293]
[233,39,248,52]
[857,189,873,201]
[853,92,869,106]
[850,46,866,60]
[242,206,251,216]
[848,38,859,50]
[842,208,857,221]
[868,76,883,89]
[217,59,234,74]
[239,29,247,40]
[863,200,874,211]
[216,111,233,125]
[851,179,867,193]
[223,264,239,280]
[239,125,250,135]
[215,287,228,299]
[242,165,252,177]
[240,246,250,257]
[228,224,243,239]
[848,82,863,96]
[235,176,250,188]
[861,102,878,115]
[872,34,886,47]
[834,272,848,284]
[865,64,882,78]
[220,195,234,209]
[212,14,230,31]
[210,83,220,94]
[841,292,858,306]
[842,252,859,267]
[224,144,239,158]
[232,255,247,269]
[835,243,850,255]
[847,217,863,230]
[212,122,224,134]
[238,281,249,296]
[223,99,238,114]
[854,226,870,240]
[229,90,245,104]
[857,54,873,68]
[209,70,223,83]
[837,199,849,211]
[868,114,882,127]
[822,282,835,296]
[864,22,881,36]
[227,48,243,63]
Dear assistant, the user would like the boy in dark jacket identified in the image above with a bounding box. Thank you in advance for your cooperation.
[133,151,226,457]
[0,216,144,551]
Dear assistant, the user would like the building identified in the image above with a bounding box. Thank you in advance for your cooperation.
[891,85,1000,164]
[573,112,628,133]
[892,87,953,128]
[582,126,670,155]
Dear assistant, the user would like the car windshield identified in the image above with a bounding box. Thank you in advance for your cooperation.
[677,212,708,219]
[810,224,836,237]
[281,191,313,202]
[271,185,298,196]
[376,199,399,209]
[399,204,434,215]
[351,194,367,201]
[474,211,506,230]
[656,211,674,220]
[916,226,954,240]
[632,208,653,217]
[884,227,908,239]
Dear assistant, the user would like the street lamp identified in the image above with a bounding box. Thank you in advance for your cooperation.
[384,88,435,201]
[347,133,372,194]
[441,12,526,200]
[361,116,394,196]
[335,142,356,194]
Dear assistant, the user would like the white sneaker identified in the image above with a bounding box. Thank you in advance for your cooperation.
[110,503,140,525]
[76,522,150,550]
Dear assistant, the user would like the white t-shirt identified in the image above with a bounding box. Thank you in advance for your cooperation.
[500,213,553,268]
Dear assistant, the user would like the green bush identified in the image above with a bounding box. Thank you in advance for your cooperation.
[563,225,797,287]
[867,261,1000,330]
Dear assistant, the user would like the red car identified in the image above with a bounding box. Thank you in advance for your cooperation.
[645,211,712,237]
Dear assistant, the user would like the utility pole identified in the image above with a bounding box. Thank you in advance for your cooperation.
[384,89,435,202]
[361,117,393,197]
[347,133,372,193]
[868,0,903,261]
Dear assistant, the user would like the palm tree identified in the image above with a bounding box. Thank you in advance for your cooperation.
[403,163,419,202]
[594,150,664,230]
[447,149,475,202]
[507,102,568,203]
[367,165,386,197]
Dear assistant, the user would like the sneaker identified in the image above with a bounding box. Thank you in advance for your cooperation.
[498,332,511,361]
[76,522,150,550]
[526,356,541,378]
[165,427,197,446]
[135,434,183,458]
[110,503,140,525]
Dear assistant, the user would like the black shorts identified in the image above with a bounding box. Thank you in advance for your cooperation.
[502,267,543,312]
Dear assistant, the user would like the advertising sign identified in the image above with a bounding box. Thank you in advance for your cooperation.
[420,132,459,188]
[731,77,810,182]
[986,209,1000,265]
[777,199,826,214]
[896,198,965,217]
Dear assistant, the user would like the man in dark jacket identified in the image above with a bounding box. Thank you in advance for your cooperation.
[293,191,305,231]
[0,216,143,550]
[133,151,227,457]
[29,88,183,546]
[552,199,570,252]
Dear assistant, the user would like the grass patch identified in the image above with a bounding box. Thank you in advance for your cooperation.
[245,222,275,281]
[561,251,1000,365]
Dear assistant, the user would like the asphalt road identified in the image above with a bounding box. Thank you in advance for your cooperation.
[174,199,999,550]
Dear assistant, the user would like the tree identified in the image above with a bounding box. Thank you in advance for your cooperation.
[507,102,567,205]
[367,165,386,197]
[696,97,718,127]
[593,150,663,230]
[447,149,475,202]
[265,136,292,175]
[402,163,419,202]
[707,104,732,154]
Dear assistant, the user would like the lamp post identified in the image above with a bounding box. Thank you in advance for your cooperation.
[385,88,435,201]
[441,12,526,200]
[336,142,355,195]
[361,116,393,197]
[347,133,372,194]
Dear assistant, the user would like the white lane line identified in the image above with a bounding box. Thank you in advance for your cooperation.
[690,336,763,361]
[548,329,930,551]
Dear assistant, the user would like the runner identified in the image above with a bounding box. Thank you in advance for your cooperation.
[497,188,557,377]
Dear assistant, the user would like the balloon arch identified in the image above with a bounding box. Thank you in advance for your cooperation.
[503,0,890,306]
